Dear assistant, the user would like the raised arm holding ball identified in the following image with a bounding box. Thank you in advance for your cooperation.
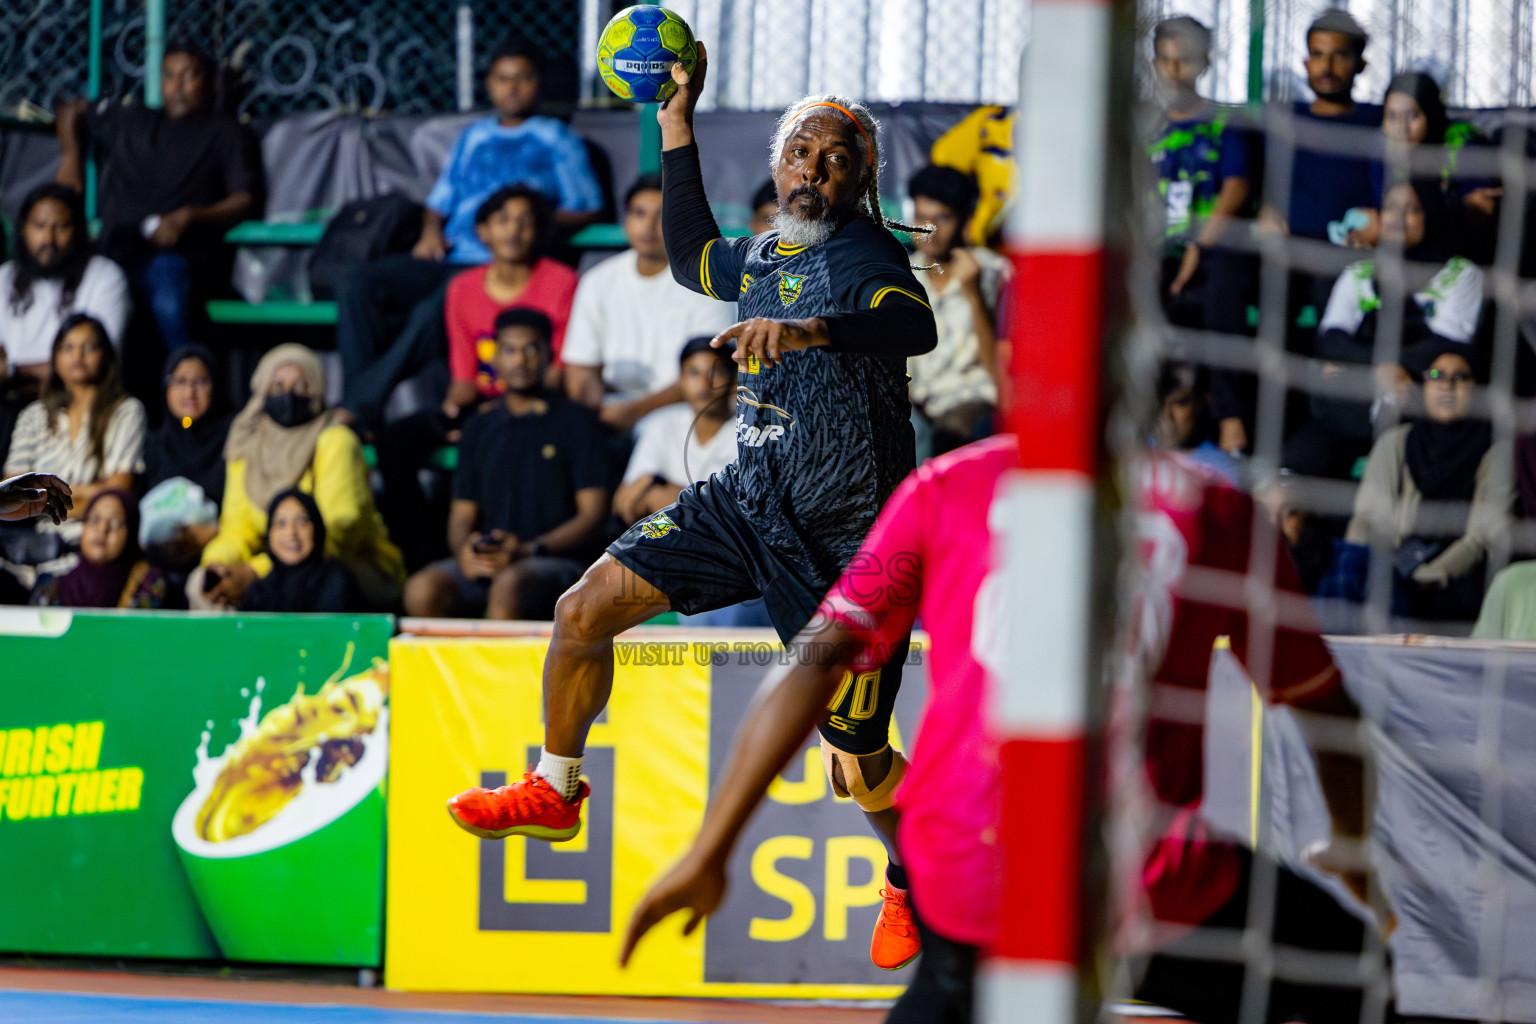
[444,31,938,973]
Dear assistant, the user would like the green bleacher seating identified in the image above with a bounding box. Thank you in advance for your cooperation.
[208,219,748,325]
[206,299,337,324]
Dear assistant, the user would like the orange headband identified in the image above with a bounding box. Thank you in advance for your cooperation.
[787,101,874,166]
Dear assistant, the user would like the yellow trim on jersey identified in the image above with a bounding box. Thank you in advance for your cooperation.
[869,285,931,310]
[775,240,808,256]
[699,238,720,299]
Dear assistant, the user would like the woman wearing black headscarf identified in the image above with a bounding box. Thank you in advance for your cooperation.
[1286,179,1486,478]
[1369,72,1499,259]
[1378,72,1496,196]
[238,488,359,613]
[32,489,179,609]
[143,345,231,498]
[139,345,231,576]
[1346,341,1512,621]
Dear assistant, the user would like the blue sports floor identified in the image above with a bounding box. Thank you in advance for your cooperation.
[0,974,882,1024]
[0,989,669,1023]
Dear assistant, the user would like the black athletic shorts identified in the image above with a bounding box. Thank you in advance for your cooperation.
[608,474,908,757]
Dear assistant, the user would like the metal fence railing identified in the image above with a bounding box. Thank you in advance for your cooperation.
[0,0,583,121]
[1,0,1026,122]
[14,1,1536,121]
[1138,0,1536,108]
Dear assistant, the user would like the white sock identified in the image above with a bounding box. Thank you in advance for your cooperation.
[535,748,583,801]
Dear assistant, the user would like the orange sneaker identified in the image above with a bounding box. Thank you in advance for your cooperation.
[446,771,589,841]
[870,887,921,970]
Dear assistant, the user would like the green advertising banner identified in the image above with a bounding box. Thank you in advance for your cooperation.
[0,608,392,965]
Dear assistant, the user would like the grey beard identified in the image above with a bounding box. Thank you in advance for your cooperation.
[774,206,837,248]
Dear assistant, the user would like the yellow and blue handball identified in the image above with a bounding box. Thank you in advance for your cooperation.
[597,5,697,103]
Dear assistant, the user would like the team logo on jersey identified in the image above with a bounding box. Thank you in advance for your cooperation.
[736,387,795,428]
[740,272,754,293]
[744,354,760,375]
[737,421,787,448]
[777,272,808,306]
[639,511,679,539]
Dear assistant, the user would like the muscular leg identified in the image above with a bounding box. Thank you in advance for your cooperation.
[543,554,672,757]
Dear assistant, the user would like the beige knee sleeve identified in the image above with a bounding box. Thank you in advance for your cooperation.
[820,739,908,812]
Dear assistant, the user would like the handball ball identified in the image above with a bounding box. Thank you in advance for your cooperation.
[597,5,697,103]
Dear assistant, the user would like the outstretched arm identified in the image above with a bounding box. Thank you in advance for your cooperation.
[658,44,746,301]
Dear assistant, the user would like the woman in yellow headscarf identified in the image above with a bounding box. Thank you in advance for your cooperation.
[194,344,403,610]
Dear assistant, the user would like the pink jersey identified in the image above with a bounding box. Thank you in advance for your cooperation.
[821,435,1016,947]
[1134,452,1341,925]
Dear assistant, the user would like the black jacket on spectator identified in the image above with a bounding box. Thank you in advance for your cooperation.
[143,344,233,501]
[238,490,359,614]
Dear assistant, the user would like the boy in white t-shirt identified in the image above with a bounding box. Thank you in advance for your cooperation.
[562,176,734,433]
[613,336,736,524]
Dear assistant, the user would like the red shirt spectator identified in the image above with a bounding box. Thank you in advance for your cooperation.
[445,257,577,397]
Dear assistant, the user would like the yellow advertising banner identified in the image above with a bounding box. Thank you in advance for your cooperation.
[385,632,921,999]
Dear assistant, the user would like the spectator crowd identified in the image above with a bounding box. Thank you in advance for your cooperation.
[18,13,1536,636]
[0,34,1006,619]
[1147,9,1536,632]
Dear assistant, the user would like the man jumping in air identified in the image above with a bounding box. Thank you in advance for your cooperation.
[444,45,938,970]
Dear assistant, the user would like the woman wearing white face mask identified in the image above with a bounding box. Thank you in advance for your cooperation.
[191,343,402,611]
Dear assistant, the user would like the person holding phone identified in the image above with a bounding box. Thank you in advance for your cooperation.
[401,310,610,621]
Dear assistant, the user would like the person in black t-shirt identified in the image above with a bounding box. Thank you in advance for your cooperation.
[401,309,609,621]
[55,41,260,355]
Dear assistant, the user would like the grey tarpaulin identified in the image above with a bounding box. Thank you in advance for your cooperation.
[1203,636,1536,1021]
[236,103,980,302]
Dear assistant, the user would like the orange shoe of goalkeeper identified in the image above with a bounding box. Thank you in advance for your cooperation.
[870,887,921,970]
[446,772,588,842]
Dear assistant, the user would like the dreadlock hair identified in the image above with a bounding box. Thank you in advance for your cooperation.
[40,313,130,474]
[767,94,931,240]
[10,183,92,318]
